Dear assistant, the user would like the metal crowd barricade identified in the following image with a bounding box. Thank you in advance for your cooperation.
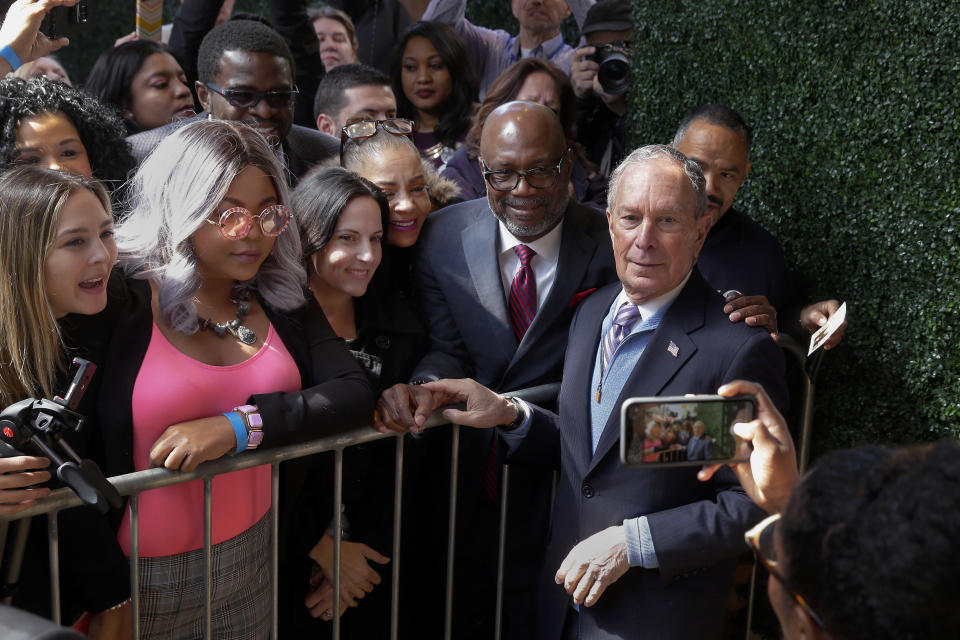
[0,383,561,640]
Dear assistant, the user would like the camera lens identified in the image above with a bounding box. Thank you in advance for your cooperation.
[597,51,630,95]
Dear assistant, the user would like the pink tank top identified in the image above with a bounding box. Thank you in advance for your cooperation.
[118,322,301,557]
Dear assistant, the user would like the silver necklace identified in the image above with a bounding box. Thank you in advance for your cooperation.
[196,290,257,345]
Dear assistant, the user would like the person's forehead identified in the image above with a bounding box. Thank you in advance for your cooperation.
[481,109,562,151]
[614,160,695,210]
[585,29,632,46]
[215,49,292,86]
[342,84,396,110]
[315,17,348,35]
[677,120,748,161]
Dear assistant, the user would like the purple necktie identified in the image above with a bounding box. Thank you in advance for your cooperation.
[601,302,642,376]
[509,245,537,344]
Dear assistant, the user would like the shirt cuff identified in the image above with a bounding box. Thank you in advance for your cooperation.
[498,398,532,452]
[623,516,659,568]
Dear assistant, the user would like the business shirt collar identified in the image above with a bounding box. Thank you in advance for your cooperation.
[497,219,564,264]
[613,271,692,322]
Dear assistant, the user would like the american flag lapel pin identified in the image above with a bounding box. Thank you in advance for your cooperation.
[667,341,679,358]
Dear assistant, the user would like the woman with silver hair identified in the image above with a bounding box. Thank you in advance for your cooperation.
[74,119,373,638]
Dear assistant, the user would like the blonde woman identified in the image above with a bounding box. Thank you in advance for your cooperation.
[0,166,129,638]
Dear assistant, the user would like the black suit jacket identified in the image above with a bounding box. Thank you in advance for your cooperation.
[511,270,787,640]
[125,113,338,185]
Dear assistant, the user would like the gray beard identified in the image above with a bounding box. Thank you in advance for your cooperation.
[489,193,568,240]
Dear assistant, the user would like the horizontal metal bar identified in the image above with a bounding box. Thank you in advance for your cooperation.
[3,383,561,522]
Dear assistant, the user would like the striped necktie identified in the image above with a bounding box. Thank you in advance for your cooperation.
[509,244,537,343]
[601,301,643,376]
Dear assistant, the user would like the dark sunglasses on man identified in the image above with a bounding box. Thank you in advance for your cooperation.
[338,118,415,162]
[205,83,299,109]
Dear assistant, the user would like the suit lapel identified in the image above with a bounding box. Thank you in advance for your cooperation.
[510,204,597,367]
[461,212,516,358]
[563,284,620,476]
[587,272,709,473]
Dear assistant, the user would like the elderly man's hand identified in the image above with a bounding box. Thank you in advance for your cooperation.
[420,378,517,429]
[723,292,779,340]
[555,525,630,607]
[698,380,799,514]
[800,299,847,350]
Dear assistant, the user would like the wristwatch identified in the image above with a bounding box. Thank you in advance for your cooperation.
[233,404,264,449]
[500,396,526,431]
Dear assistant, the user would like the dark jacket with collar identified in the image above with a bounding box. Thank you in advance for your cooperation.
[125,113,338,186]
[42,273,372,621]
[510,269,786,640]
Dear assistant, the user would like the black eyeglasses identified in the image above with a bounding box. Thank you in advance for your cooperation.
[339,118,415,160]
[744,514,827,630]
[205,83,298,109]
[205,205,292,240]
[480,147,571,192]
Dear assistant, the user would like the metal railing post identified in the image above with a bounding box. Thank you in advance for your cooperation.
[390,435,404,640]
[203,478,213,639]
[332,448,343,640]
[47,512,59,625]
[494,463,510,640]
[444,424,460,640]
[271,463,280,639]
[129,494,140,640]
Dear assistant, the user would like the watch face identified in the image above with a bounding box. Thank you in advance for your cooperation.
[249,431,265,447]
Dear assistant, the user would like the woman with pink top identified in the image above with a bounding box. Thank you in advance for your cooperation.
[77,119,373,638]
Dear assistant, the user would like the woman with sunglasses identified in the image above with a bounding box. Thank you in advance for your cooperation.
[76,120,373,638]
[340,118,460,295]
[283,166,430,637]
[390,21,478,171]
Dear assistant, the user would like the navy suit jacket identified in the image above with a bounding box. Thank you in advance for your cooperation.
[412,197,617,390]
[511,269,787,640]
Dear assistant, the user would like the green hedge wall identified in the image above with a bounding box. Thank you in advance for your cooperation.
[625,1,960,450]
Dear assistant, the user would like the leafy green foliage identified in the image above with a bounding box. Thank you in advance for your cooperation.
[626,0,960,450]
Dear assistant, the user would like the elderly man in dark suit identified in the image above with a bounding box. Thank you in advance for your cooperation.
[126,19,337,184]
[418,144,788,639]
[375,101,617,639]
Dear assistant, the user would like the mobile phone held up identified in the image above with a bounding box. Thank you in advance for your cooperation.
[620,395,756,467]
[42,0,89,41]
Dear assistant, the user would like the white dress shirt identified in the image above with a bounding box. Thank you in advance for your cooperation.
[497,220,564,312]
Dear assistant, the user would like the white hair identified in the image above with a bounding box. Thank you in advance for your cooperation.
[117,120,306,334]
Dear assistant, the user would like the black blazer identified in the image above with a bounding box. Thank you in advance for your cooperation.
[47,273,373,617]
[511,269,787,640]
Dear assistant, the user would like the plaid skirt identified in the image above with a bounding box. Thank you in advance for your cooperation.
[136,512,271,639]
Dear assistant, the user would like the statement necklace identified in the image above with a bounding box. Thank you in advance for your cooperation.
[196,290,257,345]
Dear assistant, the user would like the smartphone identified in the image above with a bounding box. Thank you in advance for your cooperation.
[42,1,89,41]
[620,395,755,467]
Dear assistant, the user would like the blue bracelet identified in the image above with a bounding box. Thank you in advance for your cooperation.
[0,45,22,71]
[223,412,248,454]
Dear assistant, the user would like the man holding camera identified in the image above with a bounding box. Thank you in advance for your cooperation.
[570,0,631,176]
[416,145,787,639]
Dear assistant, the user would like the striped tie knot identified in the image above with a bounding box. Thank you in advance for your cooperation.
[514,244,535,265]
[601,302,643,376]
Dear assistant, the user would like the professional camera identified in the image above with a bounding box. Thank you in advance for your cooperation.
[591,42,631,95]
[0,358,120,514]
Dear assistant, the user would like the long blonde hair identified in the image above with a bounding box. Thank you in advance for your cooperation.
[0,167,112,406]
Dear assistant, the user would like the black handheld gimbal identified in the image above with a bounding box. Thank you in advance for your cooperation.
[0,359,120,514]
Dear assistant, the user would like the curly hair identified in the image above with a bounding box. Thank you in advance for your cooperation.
[390,21,477,149]
[780,440,960,639]
[0,76,135,195]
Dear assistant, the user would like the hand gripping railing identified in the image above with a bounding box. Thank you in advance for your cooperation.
[0,382,561,640]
